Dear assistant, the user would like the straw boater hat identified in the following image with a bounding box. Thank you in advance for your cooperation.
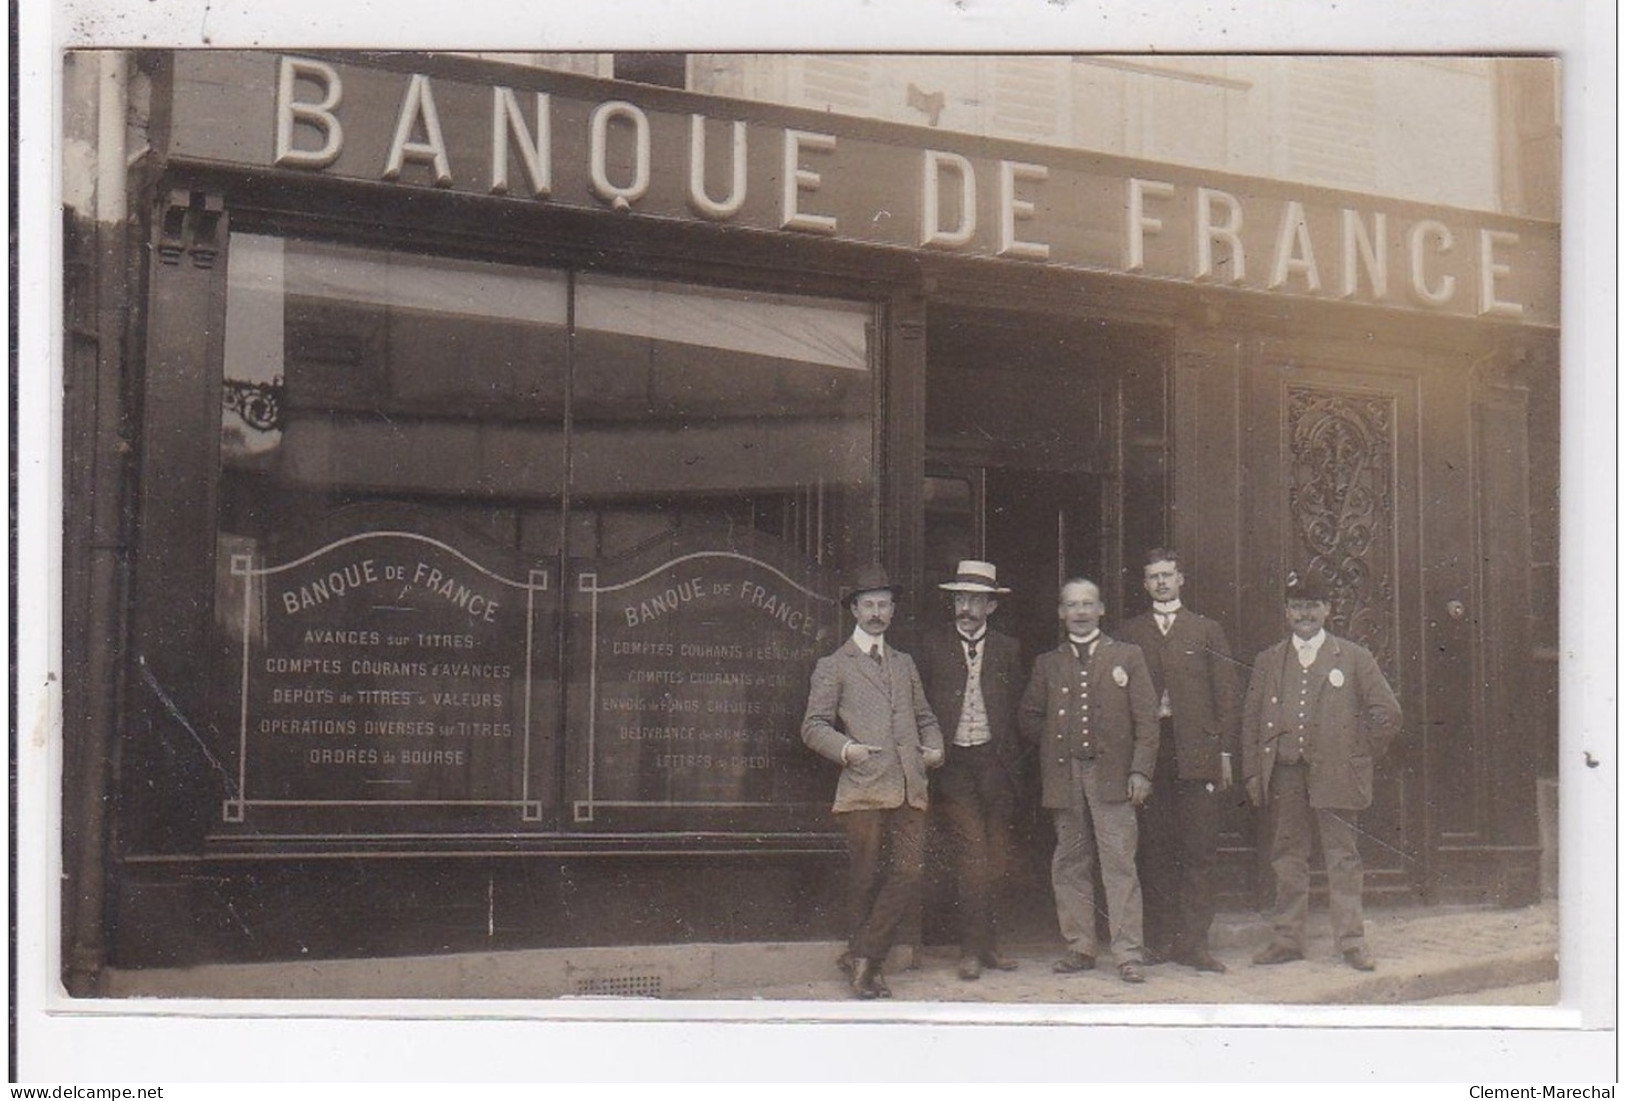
[938,560,1012,594]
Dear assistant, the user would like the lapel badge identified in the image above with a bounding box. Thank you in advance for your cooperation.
[1328,668,1345,688]
[1112,665,1129,687]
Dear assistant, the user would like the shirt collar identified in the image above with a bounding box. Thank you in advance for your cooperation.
[958,627,988,644]
[1293,629,1328,653]
[853,626,885,652]
[1068,630,1102,647]
[1152,600,1182,615]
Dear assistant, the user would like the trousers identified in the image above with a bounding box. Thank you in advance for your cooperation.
[1050,756,1145,963]
[935,742,1016,956]
[842,805,927,961]
[1265,761,1367,951]
[1138,732,1224,954]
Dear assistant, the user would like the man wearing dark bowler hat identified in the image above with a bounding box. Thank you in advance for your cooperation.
[916,560,1024,981]
[802,564,945,999]
[1242,573,1401,971]
[1118,548,1239,974]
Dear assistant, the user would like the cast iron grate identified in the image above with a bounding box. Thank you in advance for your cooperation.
[573,973,665,998]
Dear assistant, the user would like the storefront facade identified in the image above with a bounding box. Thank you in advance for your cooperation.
[61,50,1559,990]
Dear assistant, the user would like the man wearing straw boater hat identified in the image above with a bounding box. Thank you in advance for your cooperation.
[802,564,945,999]
[917,560,1025,981]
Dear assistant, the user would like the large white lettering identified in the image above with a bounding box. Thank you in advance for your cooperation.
[590,101,651,210]
[688,115,747,219]
[1409,219,1457,306]
[1341,209,1388,299]
[997,160,1049,260]
[274,56,344,169]
[383,74,452,186]
[921,150,976,249]
[1195,187,1245,284]
[490,88,551,198]
[781,129,838,235]
[1268,200,1321,293]
[1477,228,1524,317]
[1126,177,1175,272]
[257,57,1539,320]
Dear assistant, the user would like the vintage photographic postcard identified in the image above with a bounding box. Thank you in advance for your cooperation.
[16,0,1615,1083]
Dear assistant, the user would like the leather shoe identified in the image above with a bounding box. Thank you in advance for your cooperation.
[1142,945,1172,966]
[957,954,982,981]
[1053,950,1096,974]
[1176,946,1228,973]
[979,950,1019,972]
[1252,942,1305,966]
[869,967,893,998]
[1118,961,1147,984]
[836,951,856,977]
[849,956,880,999]
[1343,946,1377,972]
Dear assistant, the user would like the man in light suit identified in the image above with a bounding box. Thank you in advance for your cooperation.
[1119,548,1239,973]
[802,564,944,999]
[1243,574,1402,971]
[917,560,1024,981]
[1019,577,1160,984]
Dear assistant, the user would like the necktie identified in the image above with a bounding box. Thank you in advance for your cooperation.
[963,637,978,662]
[1155,612,1174,635]
[870,643,883,665]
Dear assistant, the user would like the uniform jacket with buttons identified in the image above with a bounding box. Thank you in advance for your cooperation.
[1241,632,1401,810]
[802,637,944,813]
[1018,636,1160,809]
[1119,607,1240,782]
[916,625,1025,780]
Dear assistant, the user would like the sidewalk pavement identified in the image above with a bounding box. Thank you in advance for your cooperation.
[102,900,1556,1005]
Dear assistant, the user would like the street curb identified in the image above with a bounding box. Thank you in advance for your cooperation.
[1306,947,1558,1005]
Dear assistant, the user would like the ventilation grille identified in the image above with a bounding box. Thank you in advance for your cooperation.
[573,973,665,998]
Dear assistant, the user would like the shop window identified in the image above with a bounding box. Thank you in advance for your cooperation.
[212,234,876,838]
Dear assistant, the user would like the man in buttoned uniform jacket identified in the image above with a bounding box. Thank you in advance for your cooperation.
[1118,549,1240,972]
[802,564,945,998]
[1018,578,1160,983]
[916,560,1025,980]
[1242,575,1401,971]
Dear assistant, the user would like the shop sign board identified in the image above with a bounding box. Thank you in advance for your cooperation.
[165,50,1559,328]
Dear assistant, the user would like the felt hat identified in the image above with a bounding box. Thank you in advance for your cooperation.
[842,563,900,604]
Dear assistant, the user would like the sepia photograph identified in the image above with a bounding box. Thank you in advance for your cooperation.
[18,0,1615,1084]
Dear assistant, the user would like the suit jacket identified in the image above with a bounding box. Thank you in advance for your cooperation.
[915,625,1024,778]
[1241,633,1402,810]
[1118,607,1240,781]
[801,637,944,813]
[1018,635,1160,809]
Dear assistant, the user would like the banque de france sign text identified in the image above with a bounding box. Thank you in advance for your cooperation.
[166,52,1558,327]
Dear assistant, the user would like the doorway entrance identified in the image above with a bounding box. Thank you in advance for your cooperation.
[914,304,1170,949]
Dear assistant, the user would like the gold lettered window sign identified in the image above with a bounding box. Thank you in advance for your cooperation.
[569,536,841,833]
[227,530,550,825]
